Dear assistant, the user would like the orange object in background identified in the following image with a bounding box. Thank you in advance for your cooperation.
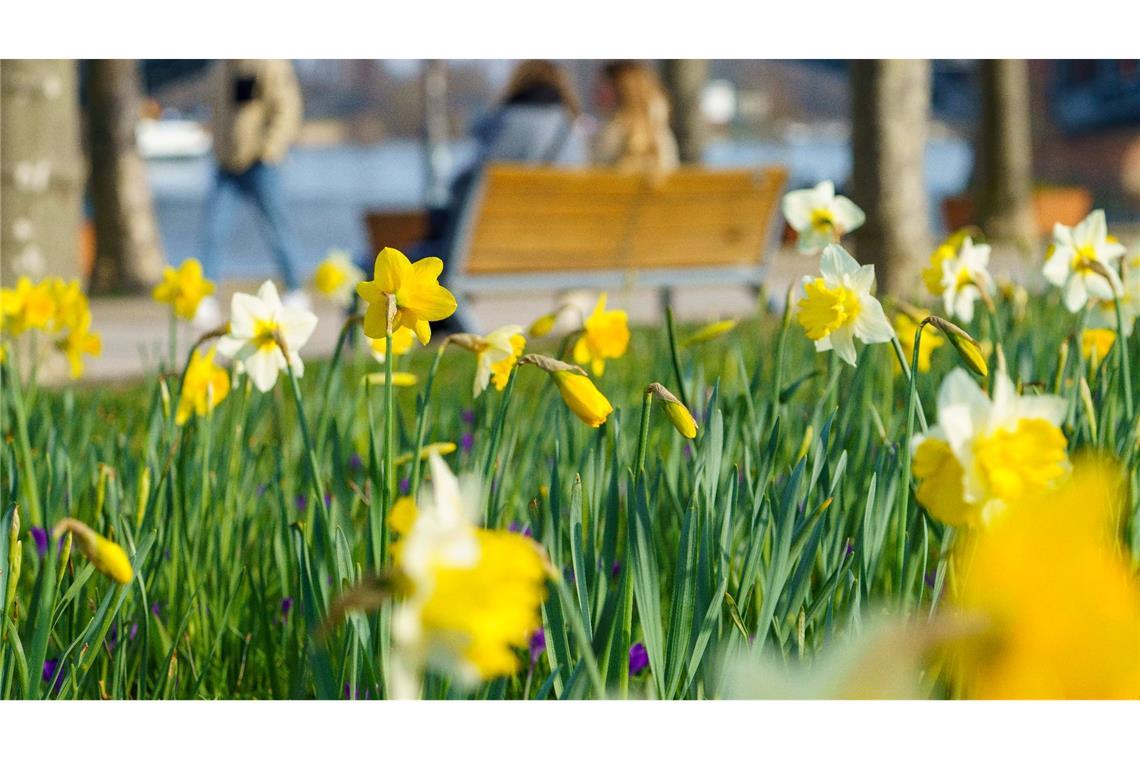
[942,187,1094,238]
[80,220,96,280]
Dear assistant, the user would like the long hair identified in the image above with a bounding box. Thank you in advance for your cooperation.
[501,60,581,117]
[602,61,673,167]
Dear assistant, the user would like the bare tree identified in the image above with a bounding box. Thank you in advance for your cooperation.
[1,60,84,284]
[974,59,1035,252]
[661,59,709,164]
[850,60,932,295]
[86,59,165,294]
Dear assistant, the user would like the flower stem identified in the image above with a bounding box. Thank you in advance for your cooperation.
[890,335,928,434]
[383,326,395,560]
[634,390,653,477]
[316,314,362,454]
[664,306,691,411]
[6,350,42,525]
[896,324,924,604]
[770,286,793,414]
[1113,296,1134,422]
[409,342,448,498]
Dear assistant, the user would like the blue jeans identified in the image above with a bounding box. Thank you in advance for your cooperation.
[200,161,301,290]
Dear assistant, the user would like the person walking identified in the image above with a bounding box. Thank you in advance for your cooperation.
[194,59,307,326]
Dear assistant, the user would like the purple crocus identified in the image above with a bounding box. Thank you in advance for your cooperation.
[508,522,533,538]
[280,597,294,623]
[844,538,855,558]
[295,494,308,512]
[460,408,475,426]
[324,493,332,508]
[629,643,649,676]
[42,658,66,693]
[399,478,410,495]
[349,453,364,472]
[151,601,162,620]
[529,629,547,664]
[30,526,49,558]
[460,431,474,454]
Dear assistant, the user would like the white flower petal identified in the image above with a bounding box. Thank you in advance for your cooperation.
[781,188,817,230]
[256,280,283,312]
[1063,276,1089,312]
[278,307,318,351]
[244,348,281,392]
[830,195,865,234]
[829,325,858,366]
[852,294,893,344]
[1042,247,1072,287]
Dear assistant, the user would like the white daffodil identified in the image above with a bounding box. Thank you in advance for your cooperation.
[216,280,318,392]
[472,325,525,397]
[1043,210,1126,312]
[940,236,995,323]
[795,243,893,366]
[910,369,1068,527]
[1089,256,1139,337]
[311,249,365,307]
[782,180,866,255]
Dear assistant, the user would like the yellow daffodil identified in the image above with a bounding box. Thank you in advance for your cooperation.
[152,258,216,321]
[528,311,559,337]
[1043,210,1126,312]
[795,244,893,366]
[391,454,547,696]
[0,276,56,335]
[52,517,133,584]
[356,246,457,345]
[939,237,994,323]
[1080,328,1116,371]
[369,325,416,363]
[552,370,613,428]
[911,369,1068,527]
[454,325,526,397]
[56,311,102,379]
[216,280,317,393]
[682,319,737,347]
[893,311,943,375]
[949,461,1140,698]
[388,495,418,535]
[48,277,90,333]
[312,249,365,306]
[572,293,629,376]
[176,347,230,425]
[781,180,865,255]
[921,229,974,297]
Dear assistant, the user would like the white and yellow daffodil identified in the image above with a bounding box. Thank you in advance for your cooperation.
[1088,256,1138,337]
[910,368,1069,527]
[795,243,893,366]
[940,236,995,323]
[472,325,525,397]
[311,249,365,307]
[1043,210,1126,312]
[217,280,318,393]
[781,180,866,255]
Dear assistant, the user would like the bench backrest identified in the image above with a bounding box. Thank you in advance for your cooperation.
[453,164,787,280]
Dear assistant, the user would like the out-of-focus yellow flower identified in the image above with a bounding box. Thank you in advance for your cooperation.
[1080,327,1116,371]
[648,382,697,438]
[391,455,548,694]
[56,311,102,378]
[52,517,133,584]
[357,247,457,345]
[795,244,893,366]
[364,371,418,387]
[948,461,1140,698]
[388,495,418,535]
[152,258,215,321]
[911,369,1068,527]
[553,370,613,428]
[312,249,364,306]
[176,347,230,425]
[393,441,458,466]
[369,325,416,364]
[572,293,629,376]
[939,237,995,323]
[893,311,943,375]
[682,319,737,347]
[923,315,988,377]
[921,228,974,297]
[49,277,90,333]
[528,311,559,338]
[0,276,56,335]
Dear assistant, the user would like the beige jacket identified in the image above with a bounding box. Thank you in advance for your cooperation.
[210,59,302,173]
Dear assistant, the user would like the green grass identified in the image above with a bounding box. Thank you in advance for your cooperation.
[1,288,1137,699]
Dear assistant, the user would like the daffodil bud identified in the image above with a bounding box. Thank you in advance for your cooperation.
[528,312,558,338]
[446,333,485,353]
[797,425,814,461]
[682,319,737,347]
[393,441,458,466]
[52,518,133,585]
[57,531,72,578]
[552,371,613,428]
[925,316,988,377]
[136,465,151,530]
[363,371,418,388]
[647,383,698,438]
[5,541,20,620]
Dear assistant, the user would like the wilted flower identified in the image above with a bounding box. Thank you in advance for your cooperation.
[572,294,629,376]
[911,369,1068,527]
[1043,210,1126,312]
[216,280,318,393]
[795,244,893,366]
[152,258,215,321]
[356,246,457,344]
[311,249,364,306]
[781,180,865,255]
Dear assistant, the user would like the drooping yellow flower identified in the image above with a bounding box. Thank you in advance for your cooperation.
[312,249,365,306]
[52,517,133,584]
[948,461,1140,698]
[911,369,1068,527]
[356,247,457,345]
[552,370,613,428]
[176,347,230,425]
[795,244,893,366]
[391,455,548,694]
[892,311,943,375]
[572,294,629,376]
[0,276,56,335]
[1080,328,1116,371]
[152,258,216,321]
[369,325,416,364]
[56,311,102,379]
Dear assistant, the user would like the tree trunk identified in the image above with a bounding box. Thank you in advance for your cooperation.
[0,60,84,284]
[974,59,1035,252]
[850,60,932,295]
[422,59,451,208]
[86,59,165,294]
[661,59,709,164]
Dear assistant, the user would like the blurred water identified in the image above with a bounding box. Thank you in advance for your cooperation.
[148,136,971,280]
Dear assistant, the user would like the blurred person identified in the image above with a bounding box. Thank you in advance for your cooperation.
[194,59,305,327]
[593,61,679,175]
